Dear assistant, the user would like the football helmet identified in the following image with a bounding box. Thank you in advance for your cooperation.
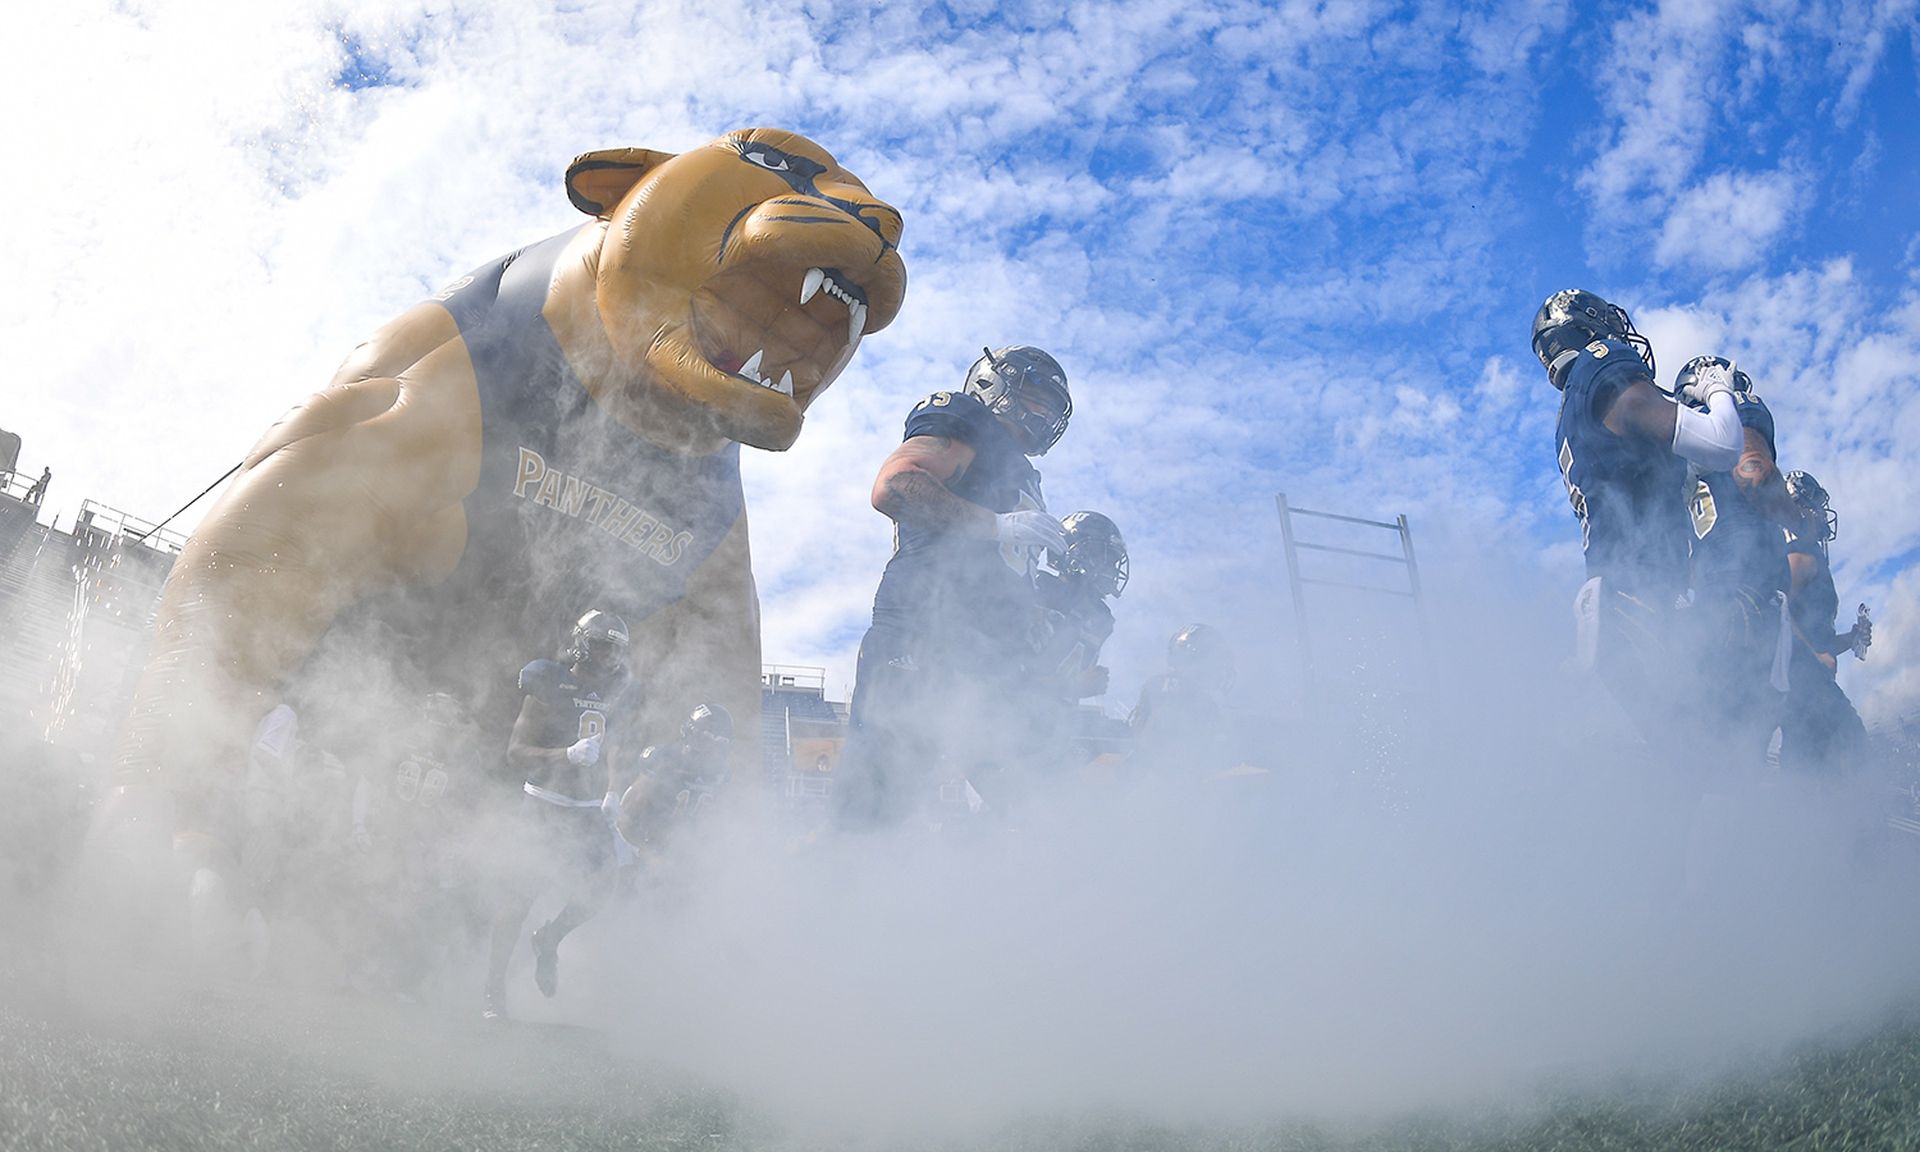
[680,702,734,749]
[1673,355,1772,453]
[567,609,630,677]
[1168,623,1236,692]
[963,345,1072,456]
[1048,511,1129,598]
[1785,470,1838,542]
[1531,289,1655,391]
[424,692,463,727]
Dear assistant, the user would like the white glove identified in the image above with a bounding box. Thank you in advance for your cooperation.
[565,734,602,767]
[994,510,1067,552]
[1681,360,1737,409]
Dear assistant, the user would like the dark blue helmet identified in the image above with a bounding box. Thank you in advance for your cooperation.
[1531,289,1654,391]
[1674,355,1772,456]
[1050,511,1129,598]
[568,609,630,677]
[963,345,1072,456]
[1168,624,1235,691]
[680,702,734,748]
[1785,470,1837,543]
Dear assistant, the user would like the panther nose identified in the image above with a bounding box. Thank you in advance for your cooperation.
[816,183,903,251]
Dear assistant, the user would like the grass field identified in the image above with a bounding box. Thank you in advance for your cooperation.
[4,956,1919,1152]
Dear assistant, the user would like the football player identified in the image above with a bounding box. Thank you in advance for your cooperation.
[615,703,733,856]
[834,345,1073,828]
[1021,511,1128,769]
[347,691,481,992]
[1533,289,1746,737]
[1780,471,1872,771]
[483,609,633,1022]
[1129,623,1239,774]
[1678,357,1796,761]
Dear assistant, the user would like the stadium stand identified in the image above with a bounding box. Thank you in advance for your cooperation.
[760,665,847,804]
[0,482,182,759]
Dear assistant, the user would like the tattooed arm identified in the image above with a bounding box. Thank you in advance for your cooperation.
[870,435,997,538]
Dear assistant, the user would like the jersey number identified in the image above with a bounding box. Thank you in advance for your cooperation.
[1558,439,1591,551]
[1690,479,1718,539]
[578,709,606,741]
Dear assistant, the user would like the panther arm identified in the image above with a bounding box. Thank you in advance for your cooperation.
[112,305,481,828]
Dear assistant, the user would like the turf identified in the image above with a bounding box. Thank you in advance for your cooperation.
[4,963,1919,1152]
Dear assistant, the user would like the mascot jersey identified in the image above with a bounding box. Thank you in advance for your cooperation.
[1554,338,1690,602]
[517,658,632,794]
[1689,470,1789,604]
[868,391,1042,665]
[311,231,741,751]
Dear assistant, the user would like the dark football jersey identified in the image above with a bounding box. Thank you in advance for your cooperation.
[517,658,631,794]
[1030,572,1115,695]
[1554,338,1690,601]
[621,743,726,848]
[1786,533,1840,640]
[868,391,1044,666]
[1689,471,1789,602]
[292,229,744,767]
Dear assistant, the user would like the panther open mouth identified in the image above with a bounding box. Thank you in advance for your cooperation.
[689,262,870,408]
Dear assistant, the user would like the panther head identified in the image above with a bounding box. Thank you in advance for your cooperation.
[557,128,907,453]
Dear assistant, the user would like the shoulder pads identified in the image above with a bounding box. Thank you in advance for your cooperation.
[904,390,999,444]
[1566,337,1651,398]
[518,658,565,695]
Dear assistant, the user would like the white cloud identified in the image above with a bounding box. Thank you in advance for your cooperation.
[1654,169,1801,272]
[3,0,1915,724]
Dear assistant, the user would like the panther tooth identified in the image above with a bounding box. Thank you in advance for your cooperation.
[848,302,867,344]
[800,268,824,306]
[739,349,765,381]
[776,370,794,396]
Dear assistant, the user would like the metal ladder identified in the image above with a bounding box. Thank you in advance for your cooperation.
[1273,493,1426,679]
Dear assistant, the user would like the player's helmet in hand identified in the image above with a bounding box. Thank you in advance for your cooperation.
[1531,289,1655,391]
[1049,511,1129,598]
[963,345,1072,456]
[568,609,630,677]
[1168,623,1236,692]
[1785,470,1838,542]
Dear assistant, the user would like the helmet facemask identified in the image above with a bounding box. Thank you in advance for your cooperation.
[1050,511,1129,599]
[965,346,1072,455]
[1532,290,1655,390]
[679,703,734,763]
[1785,471,1838,543]
[569,609,631,679]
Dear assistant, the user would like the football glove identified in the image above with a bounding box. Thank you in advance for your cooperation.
[994,510,1067,551]
[1681,360,1737,409]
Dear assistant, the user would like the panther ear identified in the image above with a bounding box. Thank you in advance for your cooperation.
[565,148,677,218]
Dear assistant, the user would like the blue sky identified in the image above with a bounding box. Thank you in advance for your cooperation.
[5,0,1918,718]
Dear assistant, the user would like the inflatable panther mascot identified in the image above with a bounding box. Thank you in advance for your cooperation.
[101,129,906,914]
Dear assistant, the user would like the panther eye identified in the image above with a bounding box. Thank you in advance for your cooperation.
[743,148,791,173]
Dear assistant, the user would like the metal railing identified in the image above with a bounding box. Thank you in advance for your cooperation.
[761,664,826,692]
[0,465,52,511]
[71,499,189,555]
